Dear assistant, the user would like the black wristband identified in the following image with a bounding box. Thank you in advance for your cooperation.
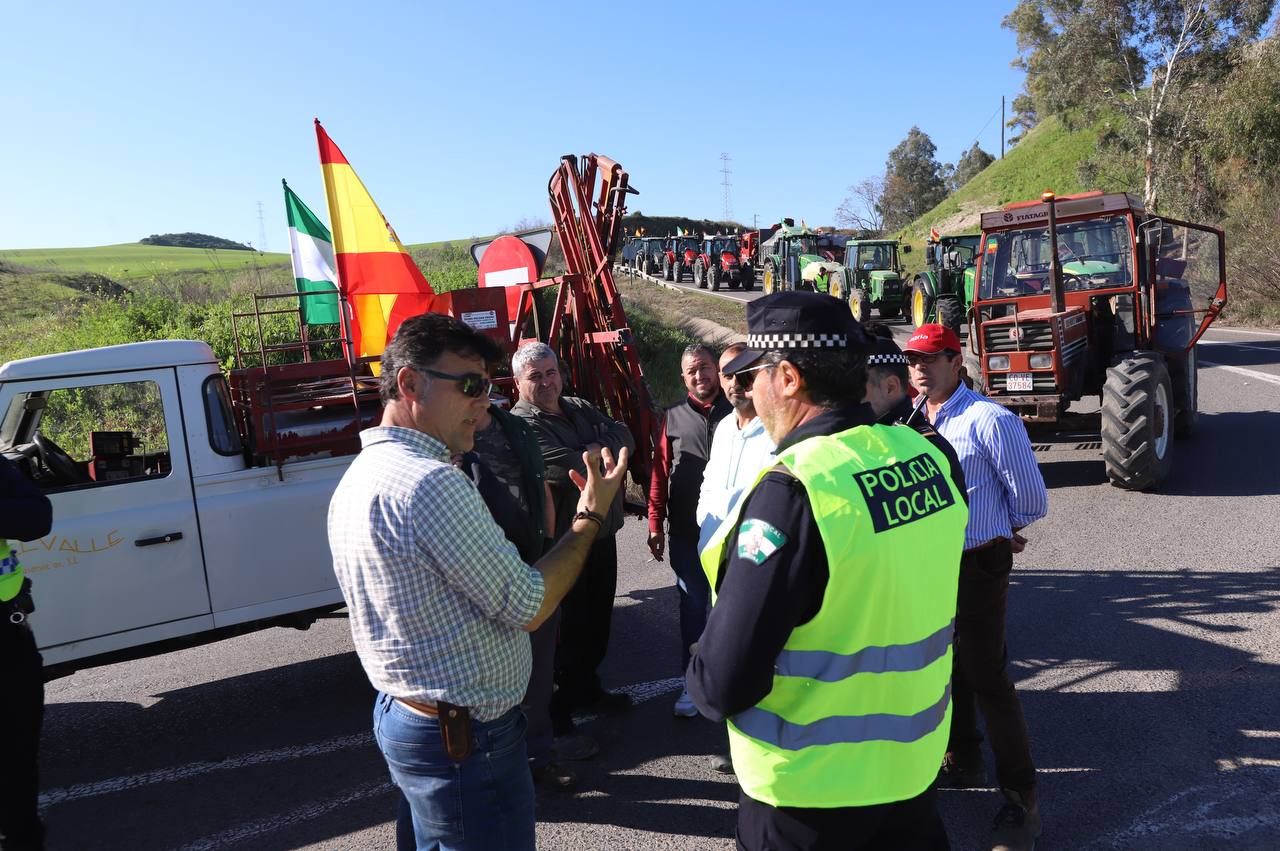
[572,510,605,530]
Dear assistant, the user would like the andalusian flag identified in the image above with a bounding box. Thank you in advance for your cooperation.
[315,120,435,363]
[283,180,340,325]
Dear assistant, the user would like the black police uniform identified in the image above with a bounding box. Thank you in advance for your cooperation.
[1,456,53,851]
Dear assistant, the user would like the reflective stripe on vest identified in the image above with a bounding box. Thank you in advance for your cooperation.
[700,422,968,809]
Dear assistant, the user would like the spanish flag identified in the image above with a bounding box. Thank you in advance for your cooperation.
[315,120,435,364]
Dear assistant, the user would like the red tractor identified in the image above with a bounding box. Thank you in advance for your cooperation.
[662,235,701,283]
[967,190,1226,490]
[693,235,754,291]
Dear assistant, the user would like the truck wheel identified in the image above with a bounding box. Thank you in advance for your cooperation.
[850,289,870,323]
[694,263,706,289]
[937,296,964,335]
[1102,352,1174,491]
[911,280,934,328]
[710,265,721,291]
[1173,345,1198,439]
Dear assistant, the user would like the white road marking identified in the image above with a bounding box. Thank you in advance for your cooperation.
[39,732,370,808]
[1199,359,1280,386]
[1240,729,1280,739]
[1205,326,1280,338]
[176,779,392,851]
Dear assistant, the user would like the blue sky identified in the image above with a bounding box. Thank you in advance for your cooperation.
[2,0,1027,250]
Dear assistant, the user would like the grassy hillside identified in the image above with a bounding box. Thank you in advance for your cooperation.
[0,243,289,279]
[895,115,1103,253]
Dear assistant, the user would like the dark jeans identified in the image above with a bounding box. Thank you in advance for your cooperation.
[551,535,617,714]
[374,695,535,851]
[0,619,44,851]
[737,786,949,851]
[948,539,1037,796]
[522,606,560,766]
[669,531,710,672]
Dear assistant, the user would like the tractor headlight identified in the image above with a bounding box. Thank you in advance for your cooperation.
[1029,353,1054,369]
[987,355,1010,371]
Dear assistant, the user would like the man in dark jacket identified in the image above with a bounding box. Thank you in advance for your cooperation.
[647,344,731,717]
[1,455,54,851]
[510,343,636,729]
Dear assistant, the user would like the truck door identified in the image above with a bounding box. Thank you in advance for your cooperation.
[7,368,210,653]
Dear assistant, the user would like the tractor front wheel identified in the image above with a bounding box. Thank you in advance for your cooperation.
[911,280,934,328]
[828,269,846,302]
[1174,345,1198,439]
[663,257,672,281]
[1102,352,1174,491]
[709,265,721,291]
[962,351,986,395]
[850,289,871,323]
[936,296,964,335]
[763,264,776,294]
[694,263,706,289]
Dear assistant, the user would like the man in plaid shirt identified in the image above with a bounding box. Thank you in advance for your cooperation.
[328,314,628,850]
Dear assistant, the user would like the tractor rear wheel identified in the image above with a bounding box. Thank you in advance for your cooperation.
[1102,352,1174,491]
[828,269,846,302]
[742,267,754,290]
[1174,345,1198,439]
[911,280,933,328]
[709,265,721,291]
[850,289,870,323]
[936,296,964,335]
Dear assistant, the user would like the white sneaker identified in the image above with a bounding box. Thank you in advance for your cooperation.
[673,687,699,718]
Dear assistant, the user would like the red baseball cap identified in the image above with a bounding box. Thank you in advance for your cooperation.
[903,323,962,355]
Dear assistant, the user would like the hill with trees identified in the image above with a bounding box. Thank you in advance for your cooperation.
[140,233,254,251]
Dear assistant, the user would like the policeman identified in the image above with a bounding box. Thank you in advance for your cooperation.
[1,455,54,851]
[687,292,968,850]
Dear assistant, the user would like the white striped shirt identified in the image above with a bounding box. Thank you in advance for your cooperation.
[327,426,545,721]
[929,383,1048,550]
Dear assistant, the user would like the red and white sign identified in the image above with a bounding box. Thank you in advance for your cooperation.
[477,235,538,320]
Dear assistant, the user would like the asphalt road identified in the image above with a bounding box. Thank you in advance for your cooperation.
[36,326,1280,850]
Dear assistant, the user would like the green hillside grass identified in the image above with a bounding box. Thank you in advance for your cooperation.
[896,114,1103,252]
[0,243,290,279]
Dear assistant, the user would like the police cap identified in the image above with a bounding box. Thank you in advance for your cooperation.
[722,291,872,375]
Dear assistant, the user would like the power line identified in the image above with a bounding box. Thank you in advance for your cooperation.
[966,102,1004,154]
[720,153,732,221]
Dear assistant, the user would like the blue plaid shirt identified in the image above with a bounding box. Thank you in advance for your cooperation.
[930,383,1048,550]
[328,426,545,721]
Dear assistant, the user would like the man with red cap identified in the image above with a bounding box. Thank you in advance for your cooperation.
[904,323,1048,851]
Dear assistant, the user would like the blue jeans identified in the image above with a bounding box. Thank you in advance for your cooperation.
[373,693,536,851]
[669,532,710,672]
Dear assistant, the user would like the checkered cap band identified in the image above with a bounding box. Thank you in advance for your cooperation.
[748,333,847,349]
[868,352,908,366]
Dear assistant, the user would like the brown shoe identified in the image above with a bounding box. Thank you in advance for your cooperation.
[991,789,1041,851]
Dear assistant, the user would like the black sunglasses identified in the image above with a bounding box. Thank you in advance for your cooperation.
[732,362,774,388]
[419,367,492,399]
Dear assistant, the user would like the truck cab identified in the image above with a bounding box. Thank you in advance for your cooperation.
[0,340,362,671]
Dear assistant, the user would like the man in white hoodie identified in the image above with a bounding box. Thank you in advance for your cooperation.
[697,342,778,554]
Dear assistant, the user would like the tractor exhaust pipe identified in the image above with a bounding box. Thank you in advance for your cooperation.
[1044,190,1066,314]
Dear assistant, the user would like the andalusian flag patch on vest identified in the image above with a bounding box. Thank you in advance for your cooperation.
[737,519,787,565]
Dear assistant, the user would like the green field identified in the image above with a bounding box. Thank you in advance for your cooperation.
[0,243,291,279]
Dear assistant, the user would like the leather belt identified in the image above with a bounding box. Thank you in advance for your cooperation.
[963,537,1009,556]
[396,697,439,717]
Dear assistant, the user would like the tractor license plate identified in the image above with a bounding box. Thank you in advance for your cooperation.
[1007,372,1034,392]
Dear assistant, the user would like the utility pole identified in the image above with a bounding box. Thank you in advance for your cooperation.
[257,201,268,252]
[720,153,732,221]
[753,213,759,229]
[1001,96,1006,159]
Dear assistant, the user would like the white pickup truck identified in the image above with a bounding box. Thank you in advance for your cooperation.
[0,339,373,673]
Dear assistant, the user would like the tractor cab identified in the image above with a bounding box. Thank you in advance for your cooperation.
[970,190,1227,490]
[842,239,910,322]
[911,234,981,330]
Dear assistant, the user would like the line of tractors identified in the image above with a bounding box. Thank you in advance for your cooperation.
[622,194,1228,492]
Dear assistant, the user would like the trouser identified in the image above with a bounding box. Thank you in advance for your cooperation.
[736,785,949,851]
[374,695,535,851]
[522,606,560,767]
[948,538,1037,796]
[0,617,44,851]
[669,531,709,673]
[551,535,617,713]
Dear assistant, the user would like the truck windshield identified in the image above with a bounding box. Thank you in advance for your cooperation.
[980,215,1133,299]
[855,244,895,270]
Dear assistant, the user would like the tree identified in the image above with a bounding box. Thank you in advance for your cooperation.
[1004,0,1276,209]
[949,144,995,192]
[834,177,885,234]
[1005,92,1039,146]
[878,127,948,232]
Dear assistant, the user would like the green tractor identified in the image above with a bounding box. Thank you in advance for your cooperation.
[838,239,910,322]
[909,234,980,333]
[759,222,844,294]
